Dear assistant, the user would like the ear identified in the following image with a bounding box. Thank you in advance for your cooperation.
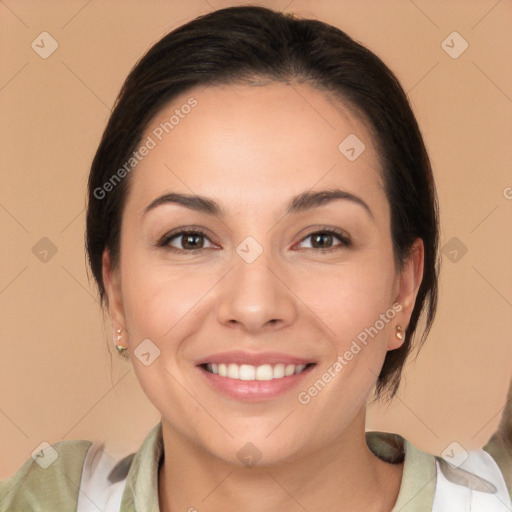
[102,249,126,332]
[388,238,424,351]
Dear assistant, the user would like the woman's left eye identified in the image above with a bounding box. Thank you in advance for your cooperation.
[297,230,351,251]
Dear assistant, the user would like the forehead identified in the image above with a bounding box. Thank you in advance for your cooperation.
[128,82,386,216]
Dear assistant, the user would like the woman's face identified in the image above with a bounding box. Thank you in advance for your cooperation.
[104,82,423,466]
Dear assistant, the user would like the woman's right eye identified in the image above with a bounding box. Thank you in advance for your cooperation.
[160,230,215,252]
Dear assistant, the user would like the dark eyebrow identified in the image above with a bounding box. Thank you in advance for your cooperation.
[144,193,221,216]
[143,188,373,219]
[288,189,373,218]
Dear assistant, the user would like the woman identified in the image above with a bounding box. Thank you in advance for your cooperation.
[1,6,510,511]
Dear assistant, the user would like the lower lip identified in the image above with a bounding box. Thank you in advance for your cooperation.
[198,365,315,402]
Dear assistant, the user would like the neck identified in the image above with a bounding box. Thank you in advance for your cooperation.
[158,409,403,512]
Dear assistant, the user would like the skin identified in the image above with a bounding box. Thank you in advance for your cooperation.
[103,82,424,512]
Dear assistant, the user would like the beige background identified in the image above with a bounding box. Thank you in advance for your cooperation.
[1,0,511,478]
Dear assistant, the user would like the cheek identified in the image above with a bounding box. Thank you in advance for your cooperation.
[121,262,214,343]
[295,259,397,422]
[118,255,215,427]
[301,250,397,341]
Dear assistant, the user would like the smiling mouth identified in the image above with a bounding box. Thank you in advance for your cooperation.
[201,362,315,381]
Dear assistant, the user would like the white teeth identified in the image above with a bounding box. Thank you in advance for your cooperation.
[273,363,285,378]
[295,364,306,374]
[227,363,239,379]
[239,364,256,380]
[205,362,309,380]
[256,364,273,381]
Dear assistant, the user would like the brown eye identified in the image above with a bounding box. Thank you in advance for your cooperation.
[298,229,351,251]
[159,229,214,252]
[177,233,207,250]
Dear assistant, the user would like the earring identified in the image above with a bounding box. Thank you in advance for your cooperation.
[395,325,404,341]
[113,328,127,353]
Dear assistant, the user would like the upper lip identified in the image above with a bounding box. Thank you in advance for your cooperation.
[195,350,315,367]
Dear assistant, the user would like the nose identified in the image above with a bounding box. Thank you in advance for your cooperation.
[214,247,298,334]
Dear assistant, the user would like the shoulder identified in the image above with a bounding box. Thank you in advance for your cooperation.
[1,423,161,512]
[367,431,512,511]
[407,436,512,511]
[0,439,92,511]
[76,440,135,511]
[484,432,512,499]
[432,445,512,511]
[0,438,137,512]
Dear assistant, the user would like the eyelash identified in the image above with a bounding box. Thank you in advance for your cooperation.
[157,226,352,254]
